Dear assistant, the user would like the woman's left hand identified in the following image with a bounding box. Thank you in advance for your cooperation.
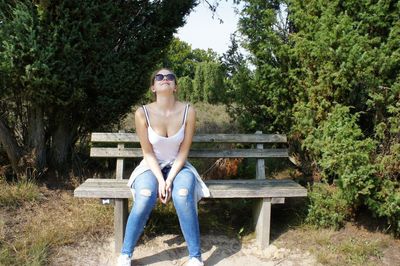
[163,179,172,203]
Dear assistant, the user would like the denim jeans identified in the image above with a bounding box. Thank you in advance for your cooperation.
[121,166,201,259]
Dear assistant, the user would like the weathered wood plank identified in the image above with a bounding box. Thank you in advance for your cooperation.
[114,199,128,253]
[255,131,266,179]
[255,198,271,249]
[116,145,124,180]
[91,133,287,143]
[191,149,288,158]
[90,148,288,158]
[74,179,307,199]
[90,148,143,157]
[193,134,287,143]
[91,132,140,142]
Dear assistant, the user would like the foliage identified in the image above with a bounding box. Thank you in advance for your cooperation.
[177,76,192,101]
[231,0,297,133]
[291,0,400,235]
[302,104,399,234]
[230,0,400,234]
[290,0,400,137]
[306,183,350,230]
[0,0,196,176]
[192,61,225,103]
[161,37,218,79]
[220,34,258,131]
[303,105,377,204]
[161,38,226,104]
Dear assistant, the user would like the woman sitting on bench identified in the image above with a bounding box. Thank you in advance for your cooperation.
[117,68,209,266]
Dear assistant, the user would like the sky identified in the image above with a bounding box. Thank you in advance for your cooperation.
[175,1,243,55]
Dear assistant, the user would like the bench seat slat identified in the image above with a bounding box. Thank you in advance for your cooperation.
[91,133,287,143]
[90,148,289,158]
[74,179,307,199]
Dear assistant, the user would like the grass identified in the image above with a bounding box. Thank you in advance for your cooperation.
[0,178,41,208]
[139,196,394,266]
[1,178,396,265]
[338,238,384,265]
[275,222,391,266]
[0,179,113,265]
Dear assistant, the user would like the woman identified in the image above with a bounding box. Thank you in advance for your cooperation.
[117,68,209,266]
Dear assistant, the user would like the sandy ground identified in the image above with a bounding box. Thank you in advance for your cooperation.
[50,234,319,266]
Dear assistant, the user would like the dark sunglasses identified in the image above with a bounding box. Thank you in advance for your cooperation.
[154,73,176,81]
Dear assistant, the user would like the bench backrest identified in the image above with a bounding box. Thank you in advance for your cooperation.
[90,132,288,180]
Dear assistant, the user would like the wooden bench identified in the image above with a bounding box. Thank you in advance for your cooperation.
[74,132,307,252]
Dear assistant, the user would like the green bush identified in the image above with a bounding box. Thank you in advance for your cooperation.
[303,105,377,204]
[303,105,400,235]
[306,183,350,229]
[366,179,400,236]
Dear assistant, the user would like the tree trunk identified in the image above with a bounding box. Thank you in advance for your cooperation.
[49,120,76,172]
[27,105,46,173]
[0,117,22,175]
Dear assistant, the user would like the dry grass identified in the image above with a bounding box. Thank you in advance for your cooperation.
[0,178,41,208]
[274,223,394,266]
[1,179,398,266]
[193,102,240,133]
[0,181,113,265]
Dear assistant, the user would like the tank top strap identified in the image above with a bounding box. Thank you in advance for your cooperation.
[182,104,190,125]
[142,105,151,127]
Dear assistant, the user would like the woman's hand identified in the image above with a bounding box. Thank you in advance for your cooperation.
[158,179,171,204]
[164,178,173,202]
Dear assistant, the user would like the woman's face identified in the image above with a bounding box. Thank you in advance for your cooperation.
[152,69,176,95]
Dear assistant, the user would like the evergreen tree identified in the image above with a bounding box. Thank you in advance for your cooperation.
[177,76,192,101]
[192,63,205,102]
[234,0,296,133]
[234,0,400,234]
[0,0,196,177]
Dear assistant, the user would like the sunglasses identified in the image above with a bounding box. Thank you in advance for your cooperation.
[154,73,176,81]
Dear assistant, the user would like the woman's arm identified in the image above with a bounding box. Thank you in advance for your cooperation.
[165,106,196,189]
[135,108,167,201]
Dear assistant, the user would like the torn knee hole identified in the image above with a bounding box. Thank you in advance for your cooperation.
[140,189,152,197]
[178,189,188,196]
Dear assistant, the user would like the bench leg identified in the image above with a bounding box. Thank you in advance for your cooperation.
[114,199,128,253]
[254,198,271,249]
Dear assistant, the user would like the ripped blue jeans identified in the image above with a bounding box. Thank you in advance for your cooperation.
[121,166,201,260]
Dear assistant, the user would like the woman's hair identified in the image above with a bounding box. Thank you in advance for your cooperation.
[149,68,178,100]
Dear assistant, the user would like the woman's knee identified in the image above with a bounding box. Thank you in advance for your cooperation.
[133,187,157,214]
[133,171,158,202]
[172,169,195,203]
[172,187,190,199]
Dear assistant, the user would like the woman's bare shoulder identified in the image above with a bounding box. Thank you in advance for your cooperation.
[178,101,194,108]
[183,103,196,121]
[182,102,195,112]
[135,106,146,119]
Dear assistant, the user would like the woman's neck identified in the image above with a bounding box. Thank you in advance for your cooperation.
[154,95,177,115]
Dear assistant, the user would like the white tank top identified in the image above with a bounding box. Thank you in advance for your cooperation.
[142,104,189,163]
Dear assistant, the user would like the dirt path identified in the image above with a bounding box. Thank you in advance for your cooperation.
[50,234,319,266]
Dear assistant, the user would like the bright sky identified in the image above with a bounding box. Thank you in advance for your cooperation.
[175,1,243,55]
